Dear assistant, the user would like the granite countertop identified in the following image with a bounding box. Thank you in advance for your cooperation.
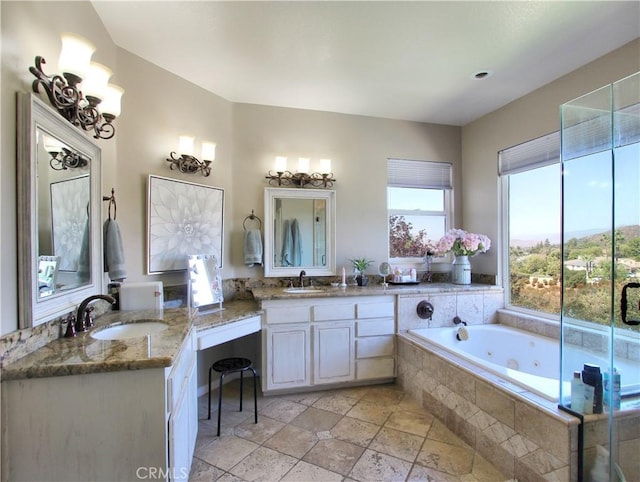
[252,282,502,301]
[2,300,262,381]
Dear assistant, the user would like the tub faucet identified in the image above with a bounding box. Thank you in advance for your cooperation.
[453,316,467,326]
[70,294,116,336]
[299,270,306,288]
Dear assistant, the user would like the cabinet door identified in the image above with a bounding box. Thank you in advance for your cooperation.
[313,322,355,384]
[266,324,311,390]
[168,354,197,481]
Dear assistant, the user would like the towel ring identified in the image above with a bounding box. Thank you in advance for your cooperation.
[243,210,262,231]
[102,188,116,220]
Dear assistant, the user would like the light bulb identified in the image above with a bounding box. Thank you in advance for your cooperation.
[274,156,287,172]
[201,142,216,161]
[81,62,112,100]
[178,136,195,156]
[58,32,95,79]
[297,157,310,173]
[320,159,332,173]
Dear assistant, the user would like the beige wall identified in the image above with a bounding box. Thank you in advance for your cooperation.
[0,1,461,336]
[1,2,637,336]
[461,38,640,280]
[232,104,461,277]
[1,1,116,335]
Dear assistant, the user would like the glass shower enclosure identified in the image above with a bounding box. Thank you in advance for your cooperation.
[560,72,639,482]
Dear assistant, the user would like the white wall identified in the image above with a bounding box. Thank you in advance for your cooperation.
[461,38,640,280]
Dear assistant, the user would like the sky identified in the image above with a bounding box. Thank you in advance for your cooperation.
[510,143,639,243]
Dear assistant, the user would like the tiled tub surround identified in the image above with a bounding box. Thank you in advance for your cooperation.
[397,333,579,481]
[498,309,640,481]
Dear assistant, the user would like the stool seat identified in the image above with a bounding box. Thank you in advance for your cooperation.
[208,357,258,436]
[212,357,252,373]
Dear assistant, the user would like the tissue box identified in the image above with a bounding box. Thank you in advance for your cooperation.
[119,281,164,310]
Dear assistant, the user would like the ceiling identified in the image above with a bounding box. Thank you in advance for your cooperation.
[91,1,640,126]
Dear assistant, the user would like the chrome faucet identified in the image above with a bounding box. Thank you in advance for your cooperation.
[299,270,306,288]
[65,294,116,337]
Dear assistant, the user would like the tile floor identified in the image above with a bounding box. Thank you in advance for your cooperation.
[190,380,509,482]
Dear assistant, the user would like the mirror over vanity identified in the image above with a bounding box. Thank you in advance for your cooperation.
[17,93,103,328]
[263,188,336,277]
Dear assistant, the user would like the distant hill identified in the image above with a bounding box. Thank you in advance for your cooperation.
[510,225,639,248]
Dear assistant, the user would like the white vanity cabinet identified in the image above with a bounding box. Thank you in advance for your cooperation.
[2,329,197,482]
[167,328,198,480]
[261,296,394,394]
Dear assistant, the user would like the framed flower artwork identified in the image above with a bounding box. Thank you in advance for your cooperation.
[147,175,224,274]
[50,174,90,272]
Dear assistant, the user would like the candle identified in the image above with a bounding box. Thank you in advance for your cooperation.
[341,266,346,285]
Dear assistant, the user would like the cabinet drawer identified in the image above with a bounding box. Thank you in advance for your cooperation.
[356,335,394,358]
[357,301,395,319]
[265,305,310,324]
[313,303,355,321]
[356,318,395,337]
[356,358,395,380]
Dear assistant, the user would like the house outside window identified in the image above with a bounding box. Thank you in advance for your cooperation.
[387,159,452,268]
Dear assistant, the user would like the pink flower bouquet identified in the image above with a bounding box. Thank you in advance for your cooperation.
[436,229,491,257]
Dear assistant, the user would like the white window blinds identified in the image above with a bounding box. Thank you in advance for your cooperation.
[387,159,453,189]
[498,132,560,176]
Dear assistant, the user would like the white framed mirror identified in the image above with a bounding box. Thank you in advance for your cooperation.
[17,93,103,328]
[264,188,336,277]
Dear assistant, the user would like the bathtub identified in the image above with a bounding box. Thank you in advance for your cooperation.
[408,324,638,402]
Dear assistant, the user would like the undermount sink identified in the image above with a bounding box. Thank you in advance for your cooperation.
[283,288,324,294]
[91,321,169,340]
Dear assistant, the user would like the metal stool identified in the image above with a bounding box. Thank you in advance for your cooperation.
[208,357,258,436]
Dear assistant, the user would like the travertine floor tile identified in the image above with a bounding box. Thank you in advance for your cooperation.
[347,400,394,425]
[369,426,425,462]
[313,393,359,415]
[260,398,308,423]
[194,435,259,471]
[330,416,381,447]
[303,438,364,475]
[196,380,506,481]
[385,409,434,437]
[470,452,510,482]
[264,424,319,459]
[280,391,324,406]
[348,448,412,481]
[360,385,405,406]
[291,406,342,432]
[416,439,475,476]
[234,415,285,444]
[407,463,460,481]
[281,460,343,482]
[189,458,225,481]
[230,446,297,482]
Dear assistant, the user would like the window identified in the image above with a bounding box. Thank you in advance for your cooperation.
[499,132,561,316]
[387,159,452,264]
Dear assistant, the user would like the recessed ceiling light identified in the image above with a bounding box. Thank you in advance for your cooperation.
[472,70,493,80]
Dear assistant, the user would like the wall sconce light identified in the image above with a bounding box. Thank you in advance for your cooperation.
[166,135,216,177]
[266,157,336,188]
[43,134,89,171]
[29,33,124,140]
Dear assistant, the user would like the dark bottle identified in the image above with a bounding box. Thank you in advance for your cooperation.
[582,364,603,414]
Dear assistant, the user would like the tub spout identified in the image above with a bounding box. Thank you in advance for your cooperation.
[456,326,469,341]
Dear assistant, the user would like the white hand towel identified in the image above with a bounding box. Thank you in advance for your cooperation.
[103,218,127,281]
[244,229,263,267]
